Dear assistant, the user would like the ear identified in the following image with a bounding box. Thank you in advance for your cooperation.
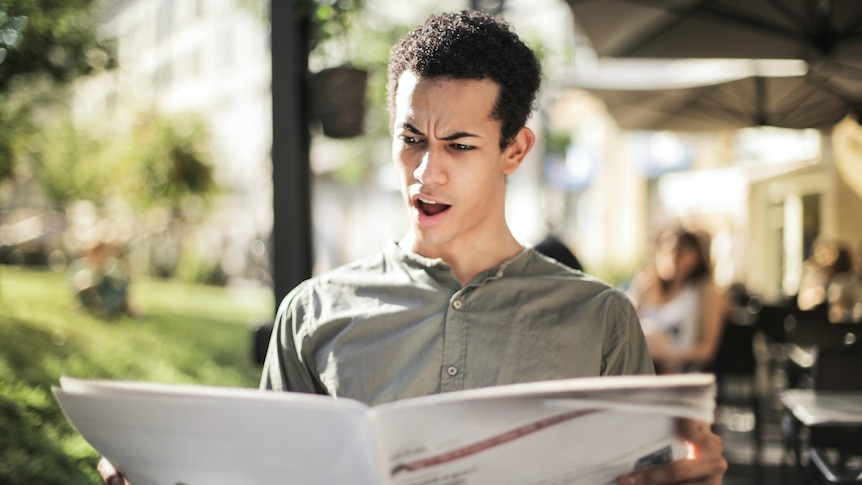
[501,127,535,175]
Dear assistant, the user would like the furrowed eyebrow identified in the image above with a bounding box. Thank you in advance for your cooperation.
[401,123,424,136]
[399,123,478,141]
[441,131,479,141]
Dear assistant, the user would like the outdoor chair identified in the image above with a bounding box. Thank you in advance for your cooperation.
[750,299,793,389]
[783,309,856,389]
[707,319,762,445]
[706,317,765,480]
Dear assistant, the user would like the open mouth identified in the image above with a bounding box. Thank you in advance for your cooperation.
[416,198,451,216]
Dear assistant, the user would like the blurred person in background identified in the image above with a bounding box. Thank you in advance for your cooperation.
[627,228,725,374]
[797,237,852,311]
[797,237,856,320]
[534,234,583,271]
[824,240,862,323]
[69,240,136,318]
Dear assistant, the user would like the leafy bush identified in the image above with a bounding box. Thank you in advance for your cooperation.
[30,111,216,212]
[0,266,272,484]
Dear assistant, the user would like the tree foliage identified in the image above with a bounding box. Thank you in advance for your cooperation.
[0,0,109,186]
[30,111,217,212]
[0,0,109,92]
[0,96,19,181]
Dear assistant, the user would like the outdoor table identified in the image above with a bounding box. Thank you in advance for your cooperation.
[780,389,862,483]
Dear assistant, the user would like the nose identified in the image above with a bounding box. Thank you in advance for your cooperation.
[413,147,447,187]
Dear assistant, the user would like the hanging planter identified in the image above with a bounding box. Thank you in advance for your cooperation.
[310,65,368,139]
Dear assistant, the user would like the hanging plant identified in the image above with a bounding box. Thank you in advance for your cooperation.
[310,65,368,138]
[299,0,368,138]
[293,0,364,51]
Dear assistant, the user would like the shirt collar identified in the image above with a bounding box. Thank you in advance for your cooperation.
[385,240,533,287]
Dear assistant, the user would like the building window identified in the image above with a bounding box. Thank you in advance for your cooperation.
[191,47,203,79]
[154,61,173,91]
[217,25,234,71]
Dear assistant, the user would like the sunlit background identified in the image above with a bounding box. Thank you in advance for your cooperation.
[2,0,862,483]
[3,0,861,300]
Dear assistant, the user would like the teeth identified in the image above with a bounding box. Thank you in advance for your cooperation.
[419,198,438,204]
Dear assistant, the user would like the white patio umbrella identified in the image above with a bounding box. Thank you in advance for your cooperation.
[566,0,862,61]
[567,58,862,131]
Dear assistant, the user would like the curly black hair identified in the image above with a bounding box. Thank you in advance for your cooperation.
[387,10,542,149]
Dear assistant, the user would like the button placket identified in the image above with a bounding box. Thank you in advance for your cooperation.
[440,290,467,392]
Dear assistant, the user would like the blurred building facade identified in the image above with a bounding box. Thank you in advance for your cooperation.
[73,0,273,284]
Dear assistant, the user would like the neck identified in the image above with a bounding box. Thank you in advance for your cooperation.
[400,230,524,286]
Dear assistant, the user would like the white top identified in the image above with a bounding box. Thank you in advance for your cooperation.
[638,284,701,351]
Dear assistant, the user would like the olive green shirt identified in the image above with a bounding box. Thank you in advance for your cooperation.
[260,241,654,405]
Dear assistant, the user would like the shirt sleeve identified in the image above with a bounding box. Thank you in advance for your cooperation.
[259,281,324,394]
[601,289,656,376]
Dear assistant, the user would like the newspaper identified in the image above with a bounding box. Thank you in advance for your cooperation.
[53,373,716,485]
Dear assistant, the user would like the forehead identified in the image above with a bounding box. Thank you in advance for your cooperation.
[392,71,499,126]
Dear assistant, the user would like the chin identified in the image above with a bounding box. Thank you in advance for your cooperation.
[411,230,451,250]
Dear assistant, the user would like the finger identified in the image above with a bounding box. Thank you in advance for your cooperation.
[108,476,128,485]
[97,457,128,485]
[97,457,115,479]
[618,420,727,485]
[677,419,728,483]
[617,455,726,485]
[677,418,710,445]
[677,419,724,456]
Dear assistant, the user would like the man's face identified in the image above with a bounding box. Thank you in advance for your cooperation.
[391,71,521,258]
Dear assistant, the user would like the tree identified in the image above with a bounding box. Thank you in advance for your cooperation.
[0,0,109,186]
[26,109,219,280]
[0,0,109,91]
[31,109,216,214]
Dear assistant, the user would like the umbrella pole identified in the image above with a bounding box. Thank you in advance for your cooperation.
[754,76,767,126]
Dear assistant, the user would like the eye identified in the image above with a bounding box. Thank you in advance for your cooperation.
[451,143,474,151]
[399,135,422,145]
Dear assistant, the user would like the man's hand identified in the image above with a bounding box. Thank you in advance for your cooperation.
[98,457,131,485]
[617,419,727,485]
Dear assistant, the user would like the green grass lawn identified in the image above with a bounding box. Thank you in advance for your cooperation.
[0,265,274,484]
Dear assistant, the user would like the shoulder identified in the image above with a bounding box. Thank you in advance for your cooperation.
[526,248,623,295]
[520,248,637,320]
[316,251,390,283]
[693,277,721,301]
[277,251,391,311]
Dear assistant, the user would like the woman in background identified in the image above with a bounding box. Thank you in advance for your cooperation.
[628,228,725,374]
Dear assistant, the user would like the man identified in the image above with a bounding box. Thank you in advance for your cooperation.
[101,9,726,485]
[260,9,726,485]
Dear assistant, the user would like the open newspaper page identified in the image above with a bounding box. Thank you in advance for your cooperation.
[53,377,383,485]
[54,374,714,485]
[369,374,715,485]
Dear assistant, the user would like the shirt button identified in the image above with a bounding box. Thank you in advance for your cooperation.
[447,366,458,376]
[452,300,463,309]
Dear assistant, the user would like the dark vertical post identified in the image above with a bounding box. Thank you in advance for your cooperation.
[270,1,313,310]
